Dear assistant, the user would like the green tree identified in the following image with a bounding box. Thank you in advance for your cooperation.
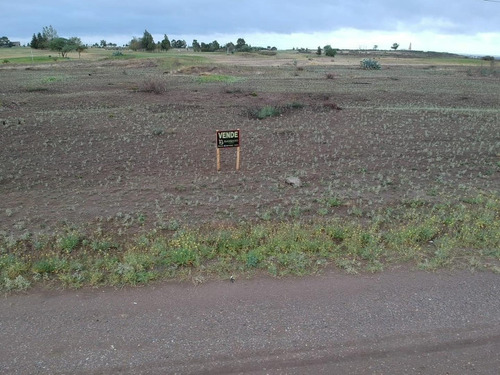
[30,34,39,49]
[100,40,107,48]
[316,46,322,55]
[324,45,337,57]
[161,34,171,51]
[391,43,399,50]
[192,39,201,52]
[210,40,220,51]
[37,32,47,49]
[70,37,87,58]
[0,36,12,48]
[236,38,246,50]
[171,39,186,48]
[141,30,155,51]
[129,37,141,51]
[225,42,235,53]
[49,37,74,57]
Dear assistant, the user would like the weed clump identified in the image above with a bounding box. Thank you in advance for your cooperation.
[139,78,167,94]
[360,58,381,70]
[250,105,281,120]
[248,103,305,120]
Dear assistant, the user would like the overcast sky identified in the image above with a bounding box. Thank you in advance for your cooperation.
[4,0,500,55]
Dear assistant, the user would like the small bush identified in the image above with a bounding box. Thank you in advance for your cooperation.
[112,51,124,57]
[4,275,31,291]
[360,58,381,70]
[139,78,167,94]
[58,234,80,253]
[249,105,281,120]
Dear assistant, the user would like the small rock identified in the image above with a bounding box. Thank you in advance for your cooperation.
[285,176,302,188]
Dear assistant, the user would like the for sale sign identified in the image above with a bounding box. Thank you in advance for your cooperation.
[217,130,240,148]
[216,129,240,171]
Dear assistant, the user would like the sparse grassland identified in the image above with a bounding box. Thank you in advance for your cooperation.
[0,48,498,291]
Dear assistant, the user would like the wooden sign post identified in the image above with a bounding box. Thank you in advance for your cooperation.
[216,129,240,171]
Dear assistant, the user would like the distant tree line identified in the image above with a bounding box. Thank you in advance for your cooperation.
[128,32,275,53]
[25,25,351,57]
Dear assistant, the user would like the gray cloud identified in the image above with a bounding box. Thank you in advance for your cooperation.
[4,0,500,42]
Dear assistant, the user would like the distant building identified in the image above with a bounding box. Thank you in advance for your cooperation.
[11,42,21,47]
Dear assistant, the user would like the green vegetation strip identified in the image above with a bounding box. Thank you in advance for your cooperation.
[2,56,68,64]
[1,195,499,291]
[195,74,242,83]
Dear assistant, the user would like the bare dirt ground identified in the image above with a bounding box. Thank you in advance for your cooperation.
[0,52,499,374]
[0,53,498,236]
[1,268,499,374]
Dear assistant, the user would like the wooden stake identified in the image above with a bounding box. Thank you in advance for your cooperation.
[216,147,221,171]
[236,146,241,170]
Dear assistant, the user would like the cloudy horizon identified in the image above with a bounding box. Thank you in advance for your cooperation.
[4,0,500,55]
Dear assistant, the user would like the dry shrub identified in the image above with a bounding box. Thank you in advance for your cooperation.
[139,78,167,94]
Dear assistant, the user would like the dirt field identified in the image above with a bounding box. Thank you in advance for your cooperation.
[0,51,499,236]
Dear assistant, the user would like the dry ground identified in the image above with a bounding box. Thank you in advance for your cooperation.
[0,51,499,236]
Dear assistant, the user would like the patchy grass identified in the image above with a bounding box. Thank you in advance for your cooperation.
[196,74,242,83]
[1,56,66,64]
[1,49,499,293]
[1,195,498,291]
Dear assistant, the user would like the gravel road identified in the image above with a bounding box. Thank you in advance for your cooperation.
[1,269,499,374]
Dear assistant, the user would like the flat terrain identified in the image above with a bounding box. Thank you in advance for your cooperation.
[0,49,499,374]
[1,50,498,234]
[1,269,499,374]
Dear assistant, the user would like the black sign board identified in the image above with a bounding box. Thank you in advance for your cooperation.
[217,130,240,148]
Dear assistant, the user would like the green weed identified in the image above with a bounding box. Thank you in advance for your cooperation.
[196,74,241,83]
[0,194,498,292]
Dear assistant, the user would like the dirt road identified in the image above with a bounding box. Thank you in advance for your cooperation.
[1,269,499,374]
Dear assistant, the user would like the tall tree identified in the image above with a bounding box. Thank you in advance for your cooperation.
[42,25,58,42]
[37,32,47,49]
[141,30,155,51]
[210,40,220,51]
[192,39,201,52]
[30,34,39,49]
[160,34,171,51]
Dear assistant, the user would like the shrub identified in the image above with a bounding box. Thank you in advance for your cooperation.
[324,45,338,57]
[58,233,80,253]
[139,78,167,94]
[360,58,381,70]
[249,105,281,120]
